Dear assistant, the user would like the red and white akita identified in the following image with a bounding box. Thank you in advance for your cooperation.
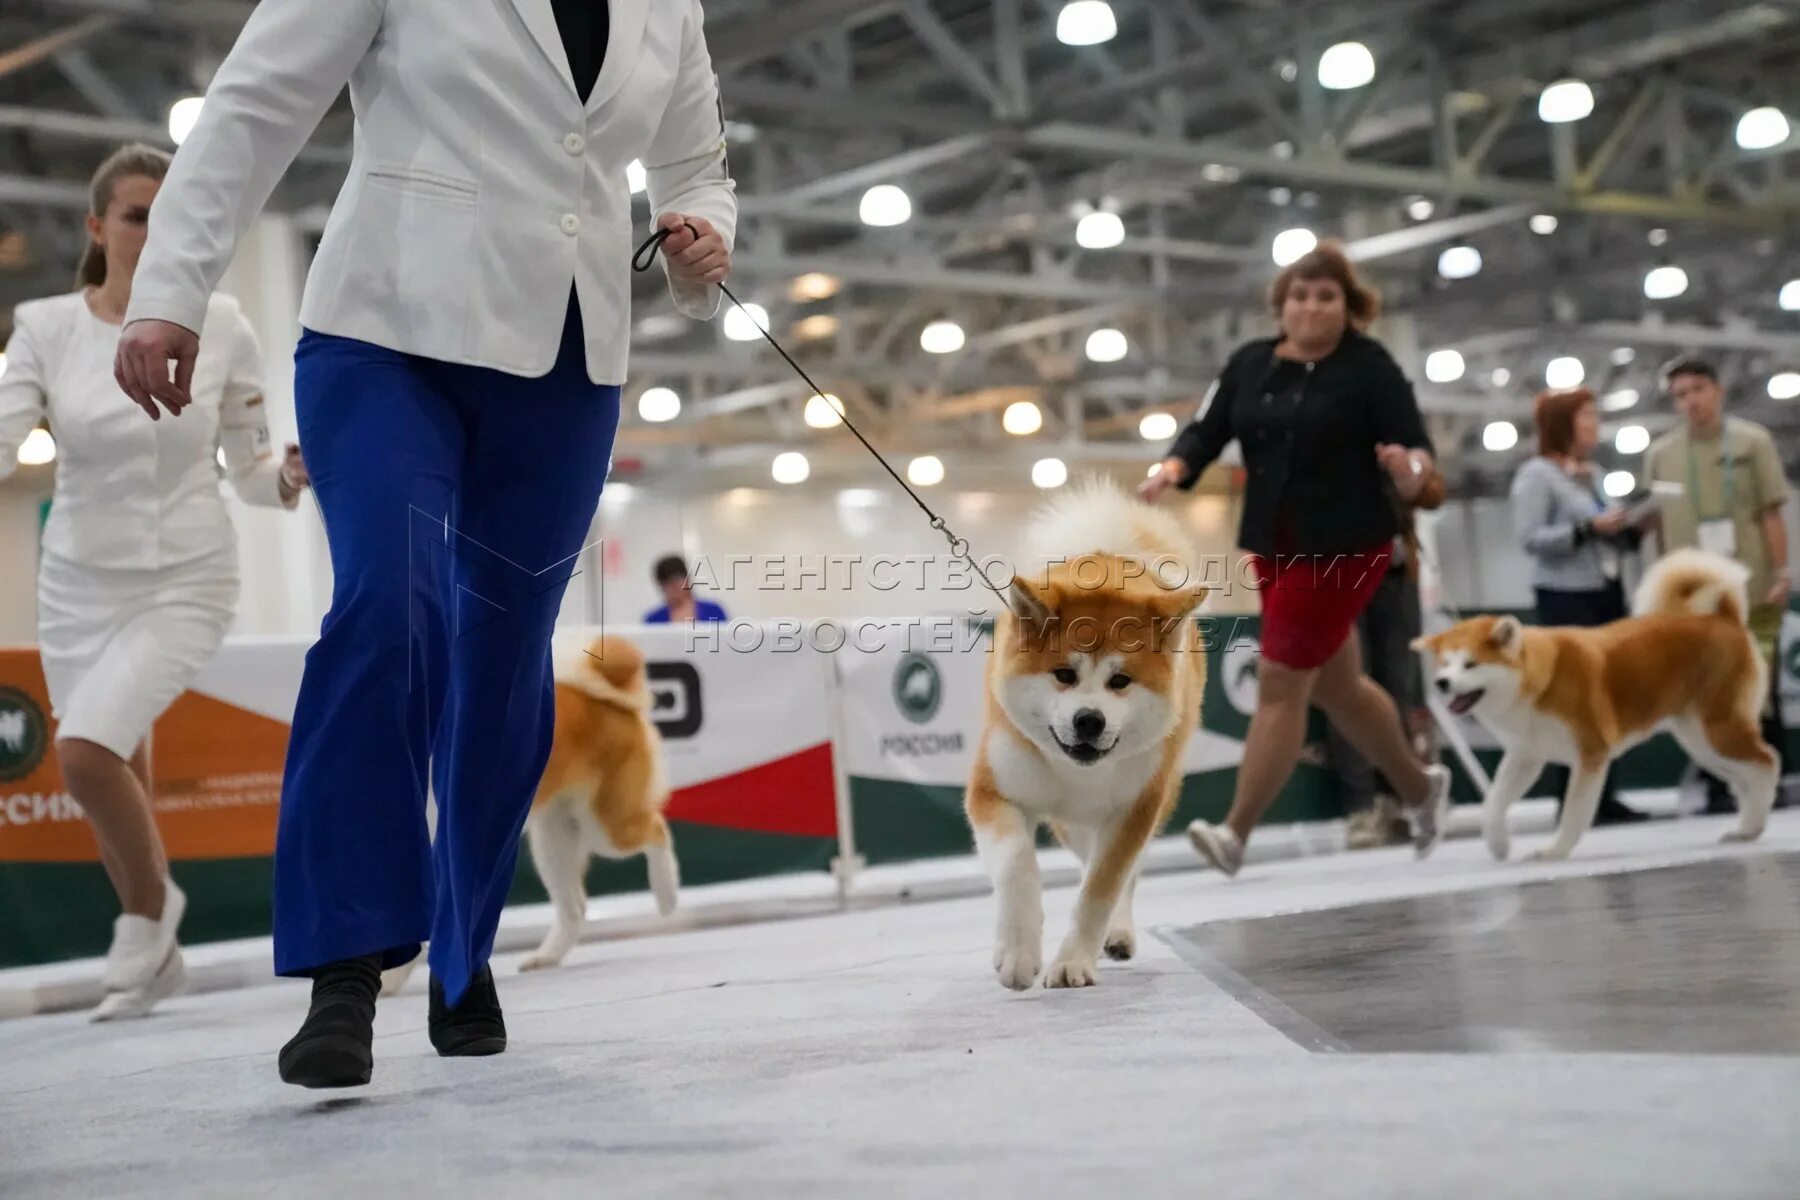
[965,481,1206,990]
[1414,549,1777,861]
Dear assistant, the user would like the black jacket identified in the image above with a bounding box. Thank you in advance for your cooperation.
[1167,328,1433,558]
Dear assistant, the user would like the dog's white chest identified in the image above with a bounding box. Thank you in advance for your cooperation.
[985,727,1159,825]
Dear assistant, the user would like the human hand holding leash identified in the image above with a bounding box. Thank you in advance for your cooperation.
[115,318,199,420]
[1138,457,1188,502]
[1376,443,1431,502]
[655,212,730,285]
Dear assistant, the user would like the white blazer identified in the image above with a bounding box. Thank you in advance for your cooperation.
[125,0,737,385]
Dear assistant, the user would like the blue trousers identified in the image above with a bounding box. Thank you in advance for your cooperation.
[273,295,620,1004]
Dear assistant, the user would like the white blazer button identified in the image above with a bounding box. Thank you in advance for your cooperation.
[560,213,581,236]
[563,132,585,155]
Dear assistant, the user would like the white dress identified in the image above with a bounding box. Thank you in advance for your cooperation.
[0,290,295,759]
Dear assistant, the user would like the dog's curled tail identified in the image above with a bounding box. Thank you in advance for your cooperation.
[1631,548,1751,624]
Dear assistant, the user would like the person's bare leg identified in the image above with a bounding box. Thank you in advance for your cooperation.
[1222,659,1319,843]
[56,738,168,918]
[1311,635,1430,809]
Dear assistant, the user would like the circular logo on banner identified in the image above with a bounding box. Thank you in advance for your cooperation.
[1221,638,1261,717]
[0,686,50,782]
[893,653,943,725]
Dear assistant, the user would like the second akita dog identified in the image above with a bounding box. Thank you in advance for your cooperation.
[966,481,1206,990]
[1415,549,1777,861]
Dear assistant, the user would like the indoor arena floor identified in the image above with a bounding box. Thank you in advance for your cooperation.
[5,811,1800,1200]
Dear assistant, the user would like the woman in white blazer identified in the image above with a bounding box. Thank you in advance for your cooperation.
[113,0,737,1088]
[0,143,309,1022]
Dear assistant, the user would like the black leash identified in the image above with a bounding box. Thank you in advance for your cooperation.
[634,223,1018,617]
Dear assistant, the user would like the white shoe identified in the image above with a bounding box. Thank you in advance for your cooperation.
[1410,765,1453,859]
[91,945,187,1022]
[102,878,186,992]
[1186,820,1244,877]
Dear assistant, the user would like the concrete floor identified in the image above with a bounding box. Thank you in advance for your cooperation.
[4,811,1800,1199]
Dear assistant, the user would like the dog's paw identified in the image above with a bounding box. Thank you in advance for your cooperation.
[1721,827,1764,844]
[1528,846,1571,862]
[993,944,1042,991]
[1043,956,1098,989]
[1484,827,1511,862]
[517,950,564,973]
[1103,929,1136,961]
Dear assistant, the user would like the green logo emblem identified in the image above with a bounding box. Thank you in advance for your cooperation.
[893,653,943,724]
[0,686,49,783]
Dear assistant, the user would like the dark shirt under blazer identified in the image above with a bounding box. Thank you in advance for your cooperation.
[1167,328,1434,558]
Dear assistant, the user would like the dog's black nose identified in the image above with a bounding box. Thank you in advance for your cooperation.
[1434,676,1451,694]
[1072,708,1106,742]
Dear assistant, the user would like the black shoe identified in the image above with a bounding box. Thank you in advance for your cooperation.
[278,953,381,1088]
[1592,796,1652,826]
[429,966,506,1057]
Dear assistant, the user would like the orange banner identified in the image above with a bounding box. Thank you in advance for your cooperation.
[0,648,289,864]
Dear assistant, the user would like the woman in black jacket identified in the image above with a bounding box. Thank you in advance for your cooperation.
[1140,241,1450,876]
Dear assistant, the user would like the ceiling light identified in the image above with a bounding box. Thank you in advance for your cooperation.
[772,452,810,484]
[804,393,845,429]
[1032,457,1069,489]
[17,427,55,466]
[794,314,840,341]
[723,303,769,342]
[626,159,647,194]
[859,184,911,227]
[1614,424,1650,455]
[168,96,204,145]
[1482,421,1519,452]
[1272,141,1295,159]
[1437,245,1482,279]
[907,455,945,487]
[1491,367,1512,387]
[790,272,841,302]
[637,387,681,423]
[1278,61,1298,84]
[1770,372,1800,401]
[1271,227,1316,266]
[1736,106,1791,151]
[1268,186,1293,206]
[1406,196,1435,221]
[1610,347,1636,366]
[1778,279,1800,311]
[1545,356,1585,389]
[1425,349,1466,383]
[1529,213,1559,235]
[1055,1,1117,46]
[1202,163,1242,184]
[1603,470,1635,498]
[1647,227,1669,247]
[1002,401,1043,436]
[1318,41,1376,90]
[920,320,965,354]
[1085,328,1128,363]
[1643,265,1688,300]
[1601,388,1640,412]
[1538,78,1594,124]
[1075,210,1126,249]
[1139,412,1178,441]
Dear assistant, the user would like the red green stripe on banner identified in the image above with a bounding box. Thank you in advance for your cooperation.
[662,742,838,839]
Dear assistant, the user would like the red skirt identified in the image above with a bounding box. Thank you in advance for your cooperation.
[1249,544,1393,670]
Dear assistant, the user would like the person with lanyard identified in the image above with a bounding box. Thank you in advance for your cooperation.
[1643,357,1792,813]
[644,554,728,623]
[112,0,737,1088]
[1510,387,1654,825]
[1140,240,1451,876]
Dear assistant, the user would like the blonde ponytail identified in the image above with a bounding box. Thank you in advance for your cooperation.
[75,142,172,290]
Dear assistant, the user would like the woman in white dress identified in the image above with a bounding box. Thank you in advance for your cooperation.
[0,144,310,1019]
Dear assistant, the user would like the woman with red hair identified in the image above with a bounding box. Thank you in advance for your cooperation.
[1509,387,1648,823]
[1141,241,1450,875]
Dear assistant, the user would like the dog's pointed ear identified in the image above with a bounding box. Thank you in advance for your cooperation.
[1408,634,1429,653]
[1488,615,1522,652]
[1146,582,1209,622]
[1007,575,1055,625]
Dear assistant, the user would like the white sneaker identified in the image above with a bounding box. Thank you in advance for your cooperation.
[1410,765,1453,859]
[1186,820,1244,878]
[102,878,186,992]
[91,945,187,1022]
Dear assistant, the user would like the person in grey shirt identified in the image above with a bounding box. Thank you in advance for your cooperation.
[1509,387,1649,824]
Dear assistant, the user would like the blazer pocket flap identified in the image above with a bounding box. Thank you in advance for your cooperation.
[364,165,479,202]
